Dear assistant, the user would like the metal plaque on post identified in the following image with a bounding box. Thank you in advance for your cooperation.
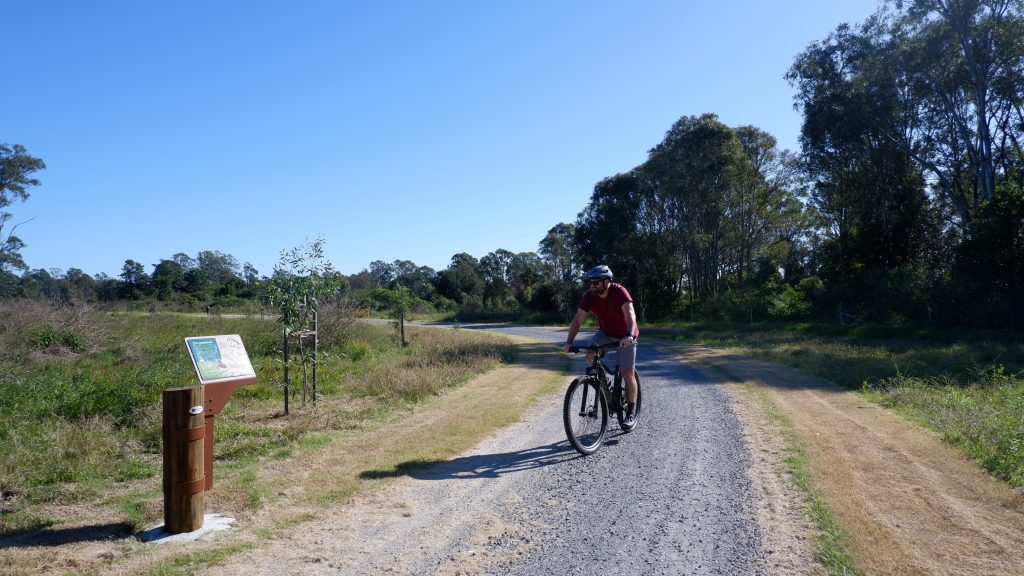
[185,334,256,384]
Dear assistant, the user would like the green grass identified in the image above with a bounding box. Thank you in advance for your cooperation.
[142,543,255,576]
[648,320,1024,489]
[116,491,159,531]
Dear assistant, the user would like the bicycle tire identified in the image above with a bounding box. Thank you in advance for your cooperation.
[616,369,642,432]
[563,377,608,455]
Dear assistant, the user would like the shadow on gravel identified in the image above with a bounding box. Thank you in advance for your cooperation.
[0,521,134,549]
[359,441,581,481]
[636,346,714,387]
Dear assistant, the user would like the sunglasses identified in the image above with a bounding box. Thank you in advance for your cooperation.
[589,280,605,286]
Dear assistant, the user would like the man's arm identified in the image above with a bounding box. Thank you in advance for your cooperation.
[619,301,638,347]
[563,308,588,353]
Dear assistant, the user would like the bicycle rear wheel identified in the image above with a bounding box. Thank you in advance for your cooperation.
[616,370,642,432]
[563,377,608,455]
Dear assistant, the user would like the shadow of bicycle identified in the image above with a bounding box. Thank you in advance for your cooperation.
[359,439,599,481]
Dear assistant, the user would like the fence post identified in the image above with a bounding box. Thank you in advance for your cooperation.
[163,386,205,533]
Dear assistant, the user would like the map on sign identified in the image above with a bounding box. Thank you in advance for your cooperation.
[185,334,255,384]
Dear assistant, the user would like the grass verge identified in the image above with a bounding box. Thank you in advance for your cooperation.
[142,543,255,576]
[739,382,862,575]
[689,348,862,576]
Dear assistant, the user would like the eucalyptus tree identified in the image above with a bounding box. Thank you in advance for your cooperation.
[573,115,805,319]
[402,265,437,299]
[389,260,436,299]
[508,251,548,306]
[347,268,379,291]
[790,1,1024,230]
[242,262,260,288]
[728,127,807,286]
[574,171,658,313]
[197,250,242,286]
[151,259,185,301]
[171,252,197,271]
[182,268,209,294]
[539,223,580,316]
[786,1,1012,320]
[645,114,748,303]
[480,249,516,310]
[64,268,98,302]
[265,237,341,413]
[19,268,62,302]
[539,223,578,284]
[368,260,395,288]
[892,0,1024,224]
[120,259,150,300]
[0,144,45,274]
[433,253,484,308]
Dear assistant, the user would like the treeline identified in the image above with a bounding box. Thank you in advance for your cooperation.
[0,247,581,320]
[2,251,262,309]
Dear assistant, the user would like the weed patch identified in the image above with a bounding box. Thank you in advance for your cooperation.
[864,367,1024,487]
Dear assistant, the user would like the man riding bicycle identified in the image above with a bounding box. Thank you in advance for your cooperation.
[562,265,640,423]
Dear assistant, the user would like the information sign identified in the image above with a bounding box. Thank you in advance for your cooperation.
[184,334,256,384]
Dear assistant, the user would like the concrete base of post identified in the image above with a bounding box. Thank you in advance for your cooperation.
[138,513,236,544]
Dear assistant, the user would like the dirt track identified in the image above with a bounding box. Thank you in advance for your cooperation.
[667,342,1024,576]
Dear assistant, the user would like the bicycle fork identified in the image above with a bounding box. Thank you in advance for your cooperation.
[578,379,599,418]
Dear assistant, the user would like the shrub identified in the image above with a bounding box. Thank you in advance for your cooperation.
[33,325,85,352]
[768,284,813,319]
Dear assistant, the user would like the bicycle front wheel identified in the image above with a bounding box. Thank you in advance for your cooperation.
[563,377,608,455]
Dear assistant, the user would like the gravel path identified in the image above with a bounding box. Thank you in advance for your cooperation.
[453,325,761,575]
[204,326,764,575]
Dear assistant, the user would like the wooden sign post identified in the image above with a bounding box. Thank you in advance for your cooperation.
[161,334,256,534]
[162,385,206,533]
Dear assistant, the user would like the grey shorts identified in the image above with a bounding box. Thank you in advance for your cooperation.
[590,331,637,370]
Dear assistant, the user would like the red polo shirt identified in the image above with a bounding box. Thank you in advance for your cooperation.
[579,283,639,339]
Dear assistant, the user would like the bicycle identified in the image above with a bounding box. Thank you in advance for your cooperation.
[563,342,643,455]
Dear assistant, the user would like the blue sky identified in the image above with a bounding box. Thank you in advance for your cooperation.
[4,0,879,278]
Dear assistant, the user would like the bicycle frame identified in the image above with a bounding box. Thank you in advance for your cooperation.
[570,343,626,412]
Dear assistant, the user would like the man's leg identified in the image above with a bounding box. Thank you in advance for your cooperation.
[622,367,638,403]
[617,340,638,404]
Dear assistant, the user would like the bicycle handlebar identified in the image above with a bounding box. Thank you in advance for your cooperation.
[567,342,622,354]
